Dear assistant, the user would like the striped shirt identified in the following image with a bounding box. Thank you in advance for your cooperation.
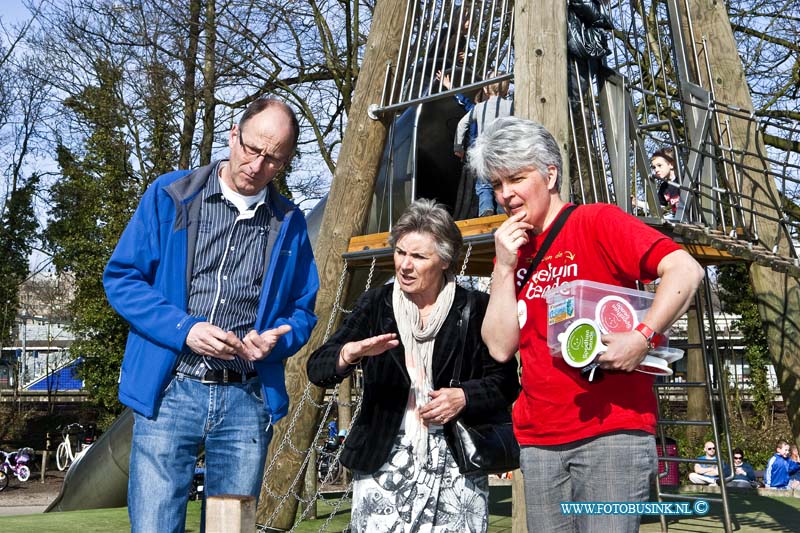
[176,162,276,376]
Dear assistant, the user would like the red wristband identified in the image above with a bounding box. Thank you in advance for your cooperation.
[634,322,665,349]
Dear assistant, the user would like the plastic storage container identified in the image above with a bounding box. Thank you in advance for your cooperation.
[544,279,664,356]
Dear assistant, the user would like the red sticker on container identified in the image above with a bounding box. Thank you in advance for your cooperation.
[595,296,638,334]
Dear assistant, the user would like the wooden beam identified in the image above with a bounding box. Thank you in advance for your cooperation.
[347,214,506,253]
[345,215,740,276]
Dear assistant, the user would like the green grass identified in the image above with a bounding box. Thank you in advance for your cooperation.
[0,487,798,532]
[638,490,800,533]
[0,502,201,533]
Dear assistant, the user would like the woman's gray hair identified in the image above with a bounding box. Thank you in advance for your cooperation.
[389,199,463,275]
[467,116,563,187]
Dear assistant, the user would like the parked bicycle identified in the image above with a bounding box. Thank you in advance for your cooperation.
[189,458,205,501]
[0,466,9,491]
[56,423,98,471]
[0,447,34,482]
[316,431,346,484]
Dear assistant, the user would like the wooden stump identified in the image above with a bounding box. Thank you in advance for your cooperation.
[206,495,256,533]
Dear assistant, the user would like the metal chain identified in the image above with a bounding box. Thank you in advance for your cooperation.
[286,393,364,532]
[323,259,349,341]
[258,257,374,531]
[363,256,377,292]
[458,242,473,277]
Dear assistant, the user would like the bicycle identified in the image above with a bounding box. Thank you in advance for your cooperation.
[0,447,33,482]
[316,433,344,484]
[56,423,93,472]
[0,468,8,492]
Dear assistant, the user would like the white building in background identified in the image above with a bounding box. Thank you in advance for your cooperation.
[0,273,75,389]
[667,313,781,399]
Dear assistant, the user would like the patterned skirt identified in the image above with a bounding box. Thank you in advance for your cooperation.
[350,430,489,532]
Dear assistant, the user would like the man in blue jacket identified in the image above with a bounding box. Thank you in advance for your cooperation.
[104,97,319,532]
[765,440,800,490]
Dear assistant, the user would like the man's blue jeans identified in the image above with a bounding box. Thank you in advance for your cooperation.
[128,374,273,533]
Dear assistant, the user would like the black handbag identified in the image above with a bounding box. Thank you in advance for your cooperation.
[450,418,519,475]
[448,292,520,475]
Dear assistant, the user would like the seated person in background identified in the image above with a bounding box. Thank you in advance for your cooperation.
[765,439,800,489]
[727,448,757,488]
[454,74,514,217]
[791,444,799,463]
[689,441,726,485]
[650,147,681,218]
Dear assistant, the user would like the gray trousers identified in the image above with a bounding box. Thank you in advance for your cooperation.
[520,431,657,533]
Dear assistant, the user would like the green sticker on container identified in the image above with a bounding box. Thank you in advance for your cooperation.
[560,319,604,368]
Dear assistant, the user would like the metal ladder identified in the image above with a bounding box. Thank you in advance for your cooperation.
[652,272,734,532]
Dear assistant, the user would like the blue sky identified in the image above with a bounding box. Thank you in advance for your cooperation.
[3,0,34,24]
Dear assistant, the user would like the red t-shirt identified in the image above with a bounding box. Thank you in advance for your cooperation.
[513,203,681,446]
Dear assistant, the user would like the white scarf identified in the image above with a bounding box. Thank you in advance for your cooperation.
[393,274,456,464]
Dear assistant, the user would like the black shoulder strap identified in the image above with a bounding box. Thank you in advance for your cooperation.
[516,204,577,297]
[450,290,473,387]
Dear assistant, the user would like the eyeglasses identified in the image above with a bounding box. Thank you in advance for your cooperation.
[733,456,743,460]
[706,447,715,451]
[237,129,287,170]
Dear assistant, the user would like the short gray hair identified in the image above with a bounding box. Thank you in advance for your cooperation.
[389,199,463,275]
[467,116,562,187]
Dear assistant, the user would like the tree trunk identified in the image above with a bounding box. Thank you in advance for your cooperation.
[681,1,800,445]
[256,1,408,527]
[199,0,216,166]
[178,0,201,169]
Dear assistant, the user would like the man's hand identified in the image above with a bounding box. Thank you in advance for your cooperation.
[186,322,243,360]
[595,330,649,372]
[419,388,466,425]
[240,325,293,361]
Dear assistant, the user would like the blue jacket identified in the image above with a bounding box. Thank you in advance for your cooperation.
[103,162,319,422]
[765,453,800,489]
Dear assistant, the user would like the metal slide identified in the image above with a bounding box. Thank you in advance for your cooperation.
[45,409,133,512]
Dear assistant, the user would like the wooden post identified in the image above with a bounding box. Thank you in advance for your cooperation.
[511,1,568,531]
[686,305,708,444]
[256,1,408,528]
[41,432,51,483]
[681,0,800,445]
[337,376,352,485]
[206,495,256,533]
[514,0,570,200]
[301,448,317,520]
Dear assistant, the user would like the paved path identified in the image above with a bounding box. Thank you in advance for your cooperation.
[0,470,63,516]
